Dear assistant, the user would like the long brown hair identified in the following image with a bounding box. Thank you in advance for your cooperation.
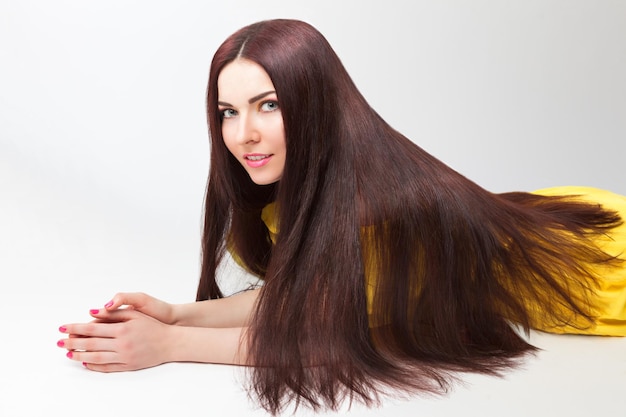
[198,19,622,414]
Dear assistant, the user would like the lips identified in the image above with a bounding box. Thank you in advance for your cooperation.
[244,153,273,168]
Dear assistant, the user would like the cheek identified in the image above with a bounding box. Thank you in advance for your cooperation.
[268,123,286,150]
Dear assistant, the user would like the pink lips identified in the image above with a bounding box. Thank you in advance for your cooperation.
[244,154,272,168]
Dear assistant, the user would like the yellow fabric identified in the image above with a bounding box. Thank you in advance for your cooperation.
[529,186,626,336]
[257,186,626,336]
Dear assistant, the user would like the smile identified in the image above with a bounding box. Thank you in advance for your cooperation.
[244,154,273,168]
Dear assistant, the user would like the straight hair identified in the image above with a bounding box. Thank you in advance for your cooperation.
[197,19,623,415]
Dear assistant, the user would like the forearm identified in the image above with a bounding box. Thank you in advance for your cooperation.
[171,288,260,328]
[167,325,250,365]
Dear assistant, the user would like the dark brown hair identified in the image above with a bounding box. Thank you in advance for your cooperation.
[197,19,622,414]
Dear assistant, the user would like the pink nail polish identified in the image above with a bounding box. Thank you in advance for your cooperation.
[59,326,67,333]
[82,362,87,367]
[104,300,114,308]
[57,340,65,347]
[66,351,73,359]
[90,309,99,315]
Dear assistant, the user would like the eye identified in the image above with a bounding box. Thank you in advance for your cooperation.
[220,108,237,119]
[260,100,279,112]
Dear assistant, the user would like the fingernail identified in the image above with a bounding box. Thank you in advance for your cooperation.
[57,340,65,347]
[66,351,73,359]
[90,309,99,315]
[59,326,67,333]
[82,362,87,367]
[104,300,114,308]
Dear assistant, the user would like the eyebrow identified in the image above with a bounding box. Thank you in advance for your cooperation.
[217,90,276,107]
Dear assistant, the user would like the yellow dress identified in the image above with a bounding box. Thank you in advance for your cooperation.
[529,186,626,336]
[256,186,626,336]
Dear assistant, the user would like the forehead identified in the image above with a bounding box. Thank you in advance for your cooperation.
[217,59,275,99]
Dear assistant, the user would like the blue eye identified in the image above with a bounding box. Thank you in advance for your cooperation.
[221,109,237,119]
[260,100,279,112]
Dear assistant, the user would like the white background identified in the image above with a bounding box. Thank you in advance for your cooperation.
[1,1,625,416]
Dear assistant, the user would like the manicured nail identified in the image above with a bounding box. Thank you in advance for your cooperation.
[59,326,67,333]
[104,300,114,309]
[90,309,99,315]
[66,351,73,359]
[57,340,65,347]
[82,362,87,367]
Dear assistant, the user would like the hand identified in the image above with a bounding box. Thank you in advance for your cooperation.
[58,308,175,372]
[103,292,176,325]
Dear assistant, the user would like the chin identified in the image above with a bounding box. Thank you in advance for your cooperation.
[250,176,281,186]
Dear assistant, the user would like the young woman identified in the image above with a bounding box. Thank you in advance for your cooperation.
[58,19,626,414]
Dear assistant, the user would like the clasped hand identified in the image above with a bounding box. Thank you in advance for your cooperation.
[58,293,175,372]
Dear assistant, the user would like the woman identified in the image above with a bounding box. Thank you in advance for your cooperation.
[58,19,626,414]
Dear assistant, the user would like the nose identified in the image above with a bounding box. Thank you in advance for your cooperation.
[235,113,260,145]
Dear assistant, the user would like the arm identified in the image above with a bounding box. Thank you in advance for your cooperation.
[101,289,261,328]
[58,308,251,372]
[168,325,249,365]
[172,289,260,328]
[57,290,260,371]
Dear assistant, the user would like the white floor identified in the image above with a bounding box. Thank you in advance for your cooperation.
[2,281,625,417]
[1,172,624,417]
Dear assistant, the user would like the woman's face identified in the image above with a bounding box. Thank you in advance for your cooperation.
[217,59,286,186]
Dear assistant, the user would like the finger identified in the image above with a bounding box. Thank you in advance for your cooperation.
[89,307,143,322]
[88,308,130,322]
[59,321,125,338]
[64,320,115,341]
[62,336,118,353]
[58,317,110,335]
[84,362,135,373]
[62,308,145,336]
[104,292,150,311]
[67,349,122,366]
